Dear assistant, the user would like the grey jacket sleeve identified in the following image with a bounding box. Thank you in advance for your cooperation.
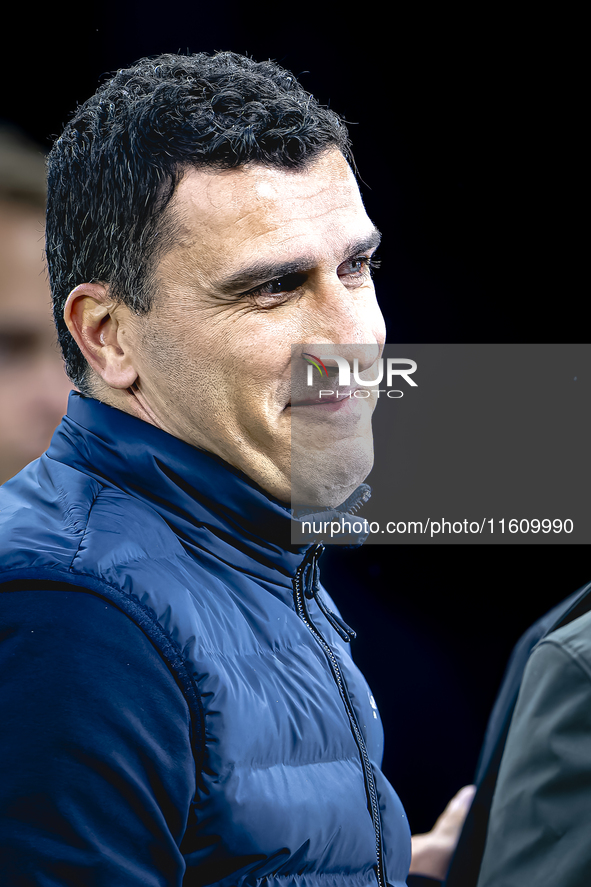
[477,611,591,887]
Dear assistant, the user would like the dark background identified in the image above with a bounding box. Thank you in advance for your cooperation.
[4,3,587,833]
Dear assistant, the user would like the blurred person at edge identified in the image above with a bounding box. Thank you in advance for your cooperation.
[0,125,70,484]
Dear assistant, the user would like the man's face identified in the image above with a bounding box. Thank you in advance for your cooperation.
[0,202,71,484]
[128,149,386,505]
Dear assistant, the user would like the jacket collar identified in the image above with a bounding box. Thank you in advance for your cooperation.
[47,393,309,583]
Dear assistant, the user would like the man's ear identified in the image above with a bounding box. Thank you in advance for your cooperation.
[64,283,138,390]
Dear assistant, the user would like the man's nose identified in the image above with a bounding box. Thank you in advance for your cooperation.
[303,278,386,374]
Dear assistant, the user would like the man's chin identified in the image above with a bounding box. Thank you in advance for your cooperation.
[291,441,374,510]
[290,400,375,509]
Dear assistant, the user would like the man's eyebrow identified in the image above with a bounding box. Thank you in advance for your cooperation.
[214,227,382,296]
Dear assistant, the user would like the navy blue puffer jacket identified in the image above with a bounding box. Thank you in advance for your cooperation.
[0,393,411,886]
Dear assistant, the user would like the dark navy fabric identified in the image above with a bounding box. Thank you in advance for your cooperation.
[0,587,194,886]
[0,392,411,886]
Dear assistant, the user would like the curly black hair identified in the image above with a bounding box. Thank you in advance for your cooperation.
[45,52,353,390]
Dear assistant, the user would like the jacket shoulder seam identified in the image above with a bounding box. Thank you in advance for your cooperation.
[532,636,591,685]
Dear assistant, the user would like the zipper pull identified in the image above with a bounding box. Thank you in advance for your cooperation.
[303,543,324,600]
[314,592,357,643]
[302,544,357,643]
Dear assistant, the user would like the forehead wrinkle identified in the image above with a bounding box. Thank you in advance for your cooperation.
[177,161,363,243]
[228,195,380,255]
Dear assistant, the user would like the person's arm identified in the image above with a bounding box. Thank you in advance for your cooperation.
[477,623,591,887]
[0,588,196,885]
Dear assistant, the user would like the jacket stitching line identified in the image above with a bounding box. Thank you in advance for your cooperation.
[68,483,103,571]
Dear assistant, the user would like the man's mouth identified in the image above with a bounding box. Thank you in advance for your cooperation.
[286,387,362,410]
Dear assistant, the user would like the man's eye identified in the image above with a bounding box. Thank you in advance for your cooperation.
[339,255,381,283]
[246,272,306,307]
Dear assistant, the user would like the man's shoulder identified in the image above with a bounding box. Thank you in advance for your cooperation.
[0,458,208,734]
[0,454,184,581]
[1,456,98,572]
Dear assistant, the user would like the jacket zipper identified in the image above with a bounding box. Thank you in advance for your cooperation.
[293,543,386,887]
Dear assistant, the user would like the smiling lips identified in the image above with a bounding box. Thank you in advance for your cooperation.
[287,388,365,412]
